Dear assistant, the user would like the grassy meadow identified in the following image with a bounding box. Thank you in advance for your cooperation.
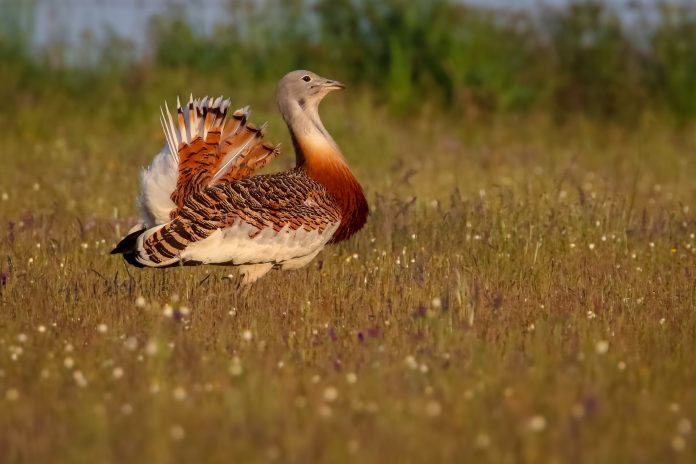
[2,1,696,463]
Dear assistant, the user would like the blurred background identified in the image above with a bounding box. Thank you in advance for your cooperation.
[2,0,696,123]
[2,3,696,462]
[3,0,696,224]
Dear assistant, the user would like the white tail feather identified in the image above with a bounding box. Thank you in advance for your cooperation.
[137,148,177,228]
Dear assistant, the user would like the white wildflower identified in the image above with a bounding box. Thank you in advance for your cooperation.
[162,304,174,318]
[5,389,19,401]
[172,387,187,401]
[170,425,185,441]
[73,370,88,387]
[404,355,418,370]
[595,340,610,354]
[671,436,686,452]
[678,418,692,435]
[425,400,442,417]
[475,433,491,448]
[528,415,546,432]
[323,386,339,402]
[145,340,158,356]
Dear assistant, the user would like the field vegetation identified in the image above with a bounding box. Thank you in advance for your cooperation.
[1,1,695,462]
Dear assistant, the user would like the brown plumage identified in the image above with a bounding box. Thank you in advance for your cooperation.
[168,99,279,215]
[112,70,368,285]
[142,168,343,265]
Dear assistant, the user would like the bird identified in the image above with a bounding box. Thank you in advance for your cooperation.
[111,70,368,285]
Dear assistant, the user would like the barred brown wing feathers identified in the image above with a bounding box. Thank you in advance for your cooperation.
[160,96,280,217]
[209,169,341,232]
[171,130,221,213]
[214,140,280,184]
[140,169,341,266]
[211,117,281,185]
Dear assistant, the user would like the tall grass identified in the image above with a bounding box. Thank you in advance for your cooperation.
[1,2,696,461]
[2,79,696,463]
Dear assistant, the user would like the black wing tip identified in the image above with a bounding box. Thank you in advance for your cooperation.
[111,227,146,255]
[122,252,146,268]
[111,228,148,268]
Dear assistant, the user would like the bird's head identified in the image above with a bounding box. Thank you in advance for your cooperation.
[277,70,344,114]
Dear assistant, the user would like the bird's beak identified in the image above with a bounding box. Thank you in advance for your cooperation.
[323,79,345,91]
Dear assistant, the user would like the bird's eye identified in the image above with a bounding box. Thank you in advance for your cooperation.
[302,75,311,82]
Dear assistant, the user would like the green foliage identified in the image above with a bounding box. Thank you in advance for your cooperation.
[542,2,647,120]
[315,0,456,112]
[652,5,696,120]
[2,0,696,120]
[448,10,540,111]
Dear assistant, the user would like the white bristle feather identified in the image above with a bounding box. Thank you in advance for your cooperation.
[165,100,180,147]
[160,106,177,161]
[187,94,197,142]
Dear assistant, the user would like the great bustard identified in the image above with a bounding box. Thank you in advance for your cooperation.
[111,70,368,285]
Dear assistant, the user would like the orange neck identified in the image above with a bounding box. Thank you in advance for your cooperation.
[292,130,368,242]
